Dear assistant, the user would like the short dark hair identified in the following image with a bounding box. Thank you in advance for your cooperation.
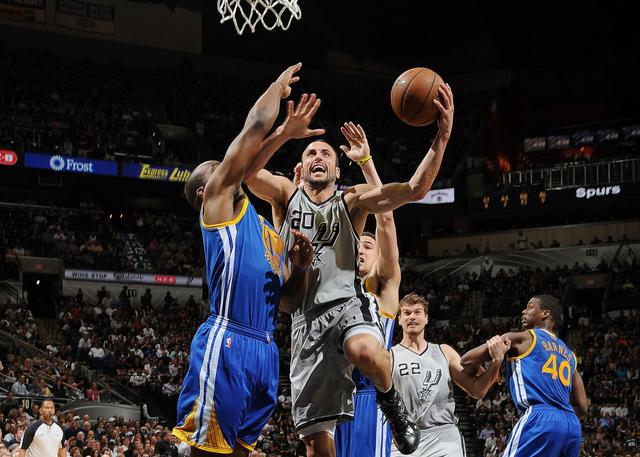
[361,231,376,241]
[533,295,563,327]
[399,292,429,315]
[183,160,219,211]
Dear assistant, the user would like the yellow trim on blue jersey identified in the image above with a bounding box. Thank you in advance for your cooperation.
[539,328,557,338]
[379,309,396,319]
[201,197,249,229]
[237,438,257,451]
[508,329,537,361]
[172,429,233,454]
[363,276,374,294]
[363,275,396,319]
[172,403,233,453]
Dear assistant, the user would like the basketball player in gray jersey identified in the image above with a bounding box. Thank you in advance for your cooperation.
[391,293,510,457]
[245,84,454,456]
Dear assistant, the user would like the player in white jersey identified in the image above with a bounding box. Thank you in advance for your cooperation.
[334,122,400,457]
[390,293,510,457]
[245,85,455,456]
[246,84,453,456]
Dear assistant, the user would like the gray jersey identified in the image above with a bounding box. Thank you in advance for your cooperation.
[280,188,364,315]
[391,343,458,430]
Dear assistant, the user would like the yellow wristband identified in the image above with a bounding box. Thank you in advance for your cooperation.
[357,155,372,166]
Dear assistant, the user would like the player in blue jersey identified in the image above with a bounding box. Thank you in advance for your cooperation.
[172,63,317,456]
[333,122,401,457]
[461,295,589,457]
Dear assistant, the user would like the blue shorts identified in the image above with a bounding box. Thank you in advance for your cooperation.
[335,388,391,457]
[504,405,581,457]
[172,315,278,453]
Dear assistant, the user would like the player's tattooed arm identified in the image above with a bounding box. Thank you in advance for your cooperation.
[344,85,454,216]
[280,230,313,314]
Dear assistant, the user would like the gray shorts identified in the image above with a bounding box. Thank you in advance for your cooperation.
[290,294,384,430]
[390,424,466,457]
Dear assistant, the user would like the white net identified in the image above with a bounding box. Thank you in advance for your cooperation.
[217,0,301,35]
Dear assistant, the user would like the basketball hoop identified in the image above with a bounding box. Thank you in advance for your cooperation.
[217,0,301,35]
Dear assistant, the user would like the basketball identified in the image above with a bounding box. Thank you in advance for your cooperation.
[390,67,444,127]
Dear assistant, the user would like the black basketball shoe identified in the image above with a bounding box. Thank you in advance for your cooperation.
[376,387,420,454]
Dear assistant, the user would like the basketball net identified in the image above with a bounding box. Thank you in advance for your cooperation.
[217,0,301,35]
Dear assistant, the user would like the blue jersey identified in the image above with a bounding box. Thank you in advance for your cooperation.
[507,328,577,414]
[200,197,284,333]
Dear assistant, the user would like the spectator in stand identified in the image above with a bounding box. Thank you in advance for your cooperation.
[154,431,178,457]
[11,375,29,396]
[161,378,180,397]
[86,383,101,402]
[1,393,19,417]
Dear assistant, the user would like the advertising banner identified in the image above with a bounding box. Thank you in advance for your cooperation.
[0,149,18,166]
[64,269,202,288]
[414,188,455,205]
[121,162,192,183]
[474,183,640,212]
[24,152,118,176]
[55,0,115,34]
[0,0,46,23]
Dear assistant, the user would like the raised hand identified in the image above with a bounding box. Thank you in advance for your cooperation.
[434,82,454,139]
[278,93,325,139]
[275,62,302,99]
[339,122,370,162]
[288,230,313,269]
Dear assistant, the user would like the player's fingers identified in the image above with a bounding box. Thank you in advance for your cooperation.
[286,100,294,117]
[340,126,354,144]
[438,87,450,110]
[295,94,308,115]
[303,93,317,114]
[356,124,368,140]
[287,62,302,77]
[348,122,361,140]
[440,83,451,105]
[289,76,300,85]
[307,98,322,118]
[444,83,454,111]
[433,99,446,115]
[343,122,355,139]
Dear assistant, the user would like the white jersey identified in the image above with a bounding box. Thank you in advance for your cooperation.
[279,188,365,315]
[391,342,458,430]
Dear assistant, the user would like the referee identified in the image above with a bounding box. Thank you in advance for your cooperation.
[19,399,66,457]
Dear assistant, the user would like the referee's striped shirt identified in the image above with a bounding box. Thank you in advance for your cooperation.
[20,419,64,457]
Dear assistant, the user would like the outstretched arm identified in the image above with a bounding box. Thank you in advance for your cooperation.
[341,122,400,317]
[460,331,531,370]
[344,83,454,215]
[202,64,300,224]
[245,93,325,209]
[444,336,510,399]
